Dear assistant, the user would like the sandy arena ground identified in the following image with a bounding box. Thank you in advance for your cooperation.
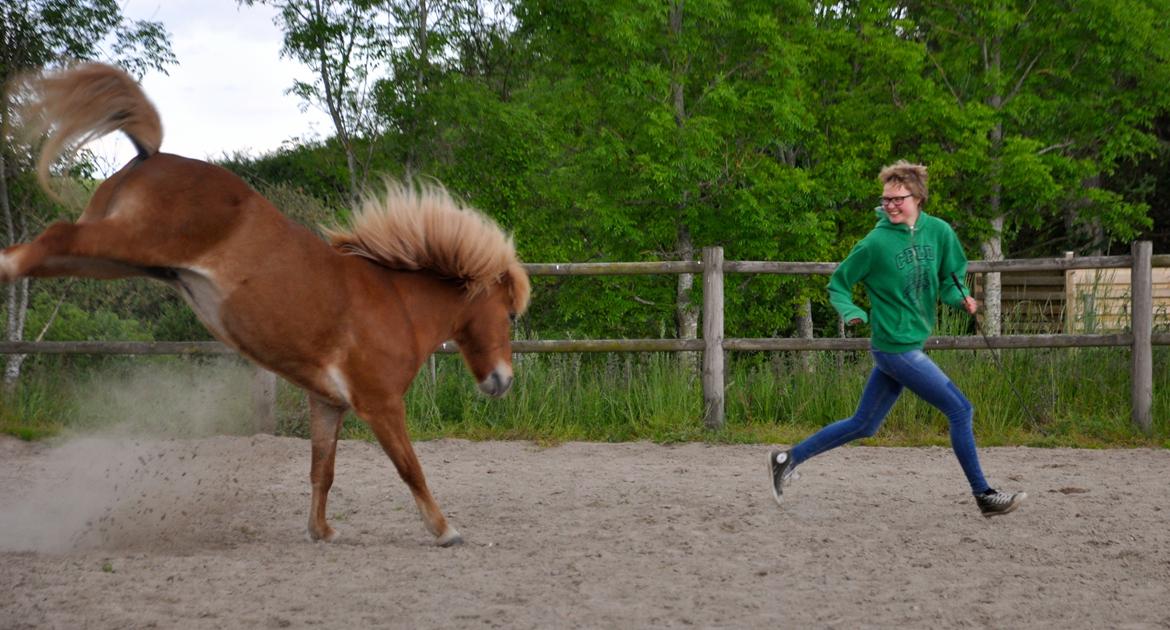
[1,435,1168,629]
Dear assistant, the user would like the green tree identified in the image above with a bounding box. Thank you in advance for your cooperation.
[511,0,824,341]
[907,0,1170,333]
[367,1,533,179]
[241,0,387,201]
[225,0,1170,347]
[376,0,455,177]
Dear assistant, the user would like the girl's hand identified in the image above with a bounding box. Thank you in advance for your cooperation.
[962,296,978,315]
[847,318,863,326]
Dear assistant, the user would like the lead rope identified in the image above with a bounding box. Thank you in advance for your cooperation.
[949,272,1048,431]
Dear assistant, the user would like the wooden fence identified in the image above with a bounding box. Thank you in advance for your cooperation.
[2,242,1165,432]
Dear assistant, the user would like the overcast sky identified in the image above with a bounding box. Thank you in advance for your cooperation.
[91,0,332,174]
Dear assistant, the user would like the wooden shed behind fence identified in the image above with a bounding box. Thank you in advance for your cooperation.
[973,269,1067,333]
[1064,267,1170,333]
[973,253,1170,334]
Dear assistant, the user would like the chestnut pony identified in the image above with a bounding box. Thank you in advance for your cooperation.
[2,63,530,547]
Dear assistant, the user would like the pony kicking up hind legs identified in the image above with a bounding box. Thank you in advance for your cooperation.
[0,62,211,285]
[11,62,528,548]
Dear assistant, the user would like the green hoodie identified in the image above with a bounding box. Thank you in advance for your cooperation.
[829,209,970,353]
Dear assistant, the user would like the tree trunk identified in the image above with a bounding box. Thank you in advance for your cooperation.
[980,216,1004,336]
[307,0,360,201]
[675,224,699,369]
[669,1,685,126]
[402,0,431,178]
[318,51,358,199]
[1065,174,1106,255]
[981,31,1005,336]
[0,91,30,391]
[667,1,698,368]
[675,225,698,340]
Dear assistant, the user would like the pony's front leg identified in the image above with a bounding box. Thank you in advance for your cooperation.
[359,397,462,547]
[307,396,346,542]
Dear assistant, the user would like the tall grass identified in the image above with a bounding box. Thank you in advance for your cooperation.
[3,347,1167,448]
[312,353,708,444]
[724,346,1169,448]
[0,370,70,440]
[280,346,1166,448]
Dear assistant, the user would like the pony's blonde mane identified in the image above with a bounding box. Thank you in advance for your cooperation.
[324,181,530,314]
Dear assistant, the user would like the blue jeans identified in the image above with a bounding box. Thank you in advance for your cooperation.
[790,349,991,495]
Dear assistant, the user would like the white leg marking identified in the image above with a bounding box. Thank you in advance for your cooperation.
[0,251,16,281]
[436,526,463,547]
[171,267,229,339]
[326,365,352,406]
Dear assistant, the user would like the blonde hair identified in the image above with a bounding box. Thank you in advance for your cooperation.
[324,180,530,314]
[878,161,928,205]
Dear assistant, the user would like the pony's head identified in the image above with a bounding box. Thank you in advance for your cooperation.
[324,180,531,397]
[453,263,530,397]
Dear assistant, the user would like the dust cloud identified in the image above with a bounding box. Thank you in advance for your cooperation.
[66,357,259,438]
[0,359,268,553]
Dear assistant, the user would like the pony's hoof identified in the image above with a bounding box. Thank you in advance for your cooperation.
[307,525,340,543]
[436,529,463,547]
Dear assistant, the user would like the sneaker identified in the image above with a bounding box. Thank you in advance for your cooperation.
[976,489,1027,517]
[768,450,797,506]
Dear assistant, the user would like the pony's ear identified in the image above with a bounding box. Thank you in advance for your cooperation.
[506,264,531,315]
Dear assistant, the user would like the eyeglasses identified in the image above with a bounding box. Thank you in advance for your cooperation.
[880,194,914,206]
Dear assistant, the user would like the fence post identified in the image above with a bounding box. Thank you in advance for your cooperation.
[252,366,277,434]
[702,246,725,429]
[1131,241,1153,433]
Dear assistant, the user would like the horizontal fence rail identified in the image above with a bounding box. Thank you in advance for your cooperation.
[6,333,1170,356]
[524,261,703,275]
[528,254,1170,276]
[0,341,235,355]
[2,244,1162,432]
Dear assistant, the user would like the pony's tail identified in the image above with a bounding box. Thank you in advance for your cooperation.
[23,62,162,195]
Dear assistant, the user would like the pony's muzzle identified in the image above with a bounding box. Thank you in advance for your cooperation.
[478,364,513,398]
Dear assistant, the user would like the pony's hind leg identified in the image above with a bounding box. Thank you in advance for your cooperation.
[359,398,462,547]
[307,396,347,542]
[0,222,94,281]
[0,220,162,282]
